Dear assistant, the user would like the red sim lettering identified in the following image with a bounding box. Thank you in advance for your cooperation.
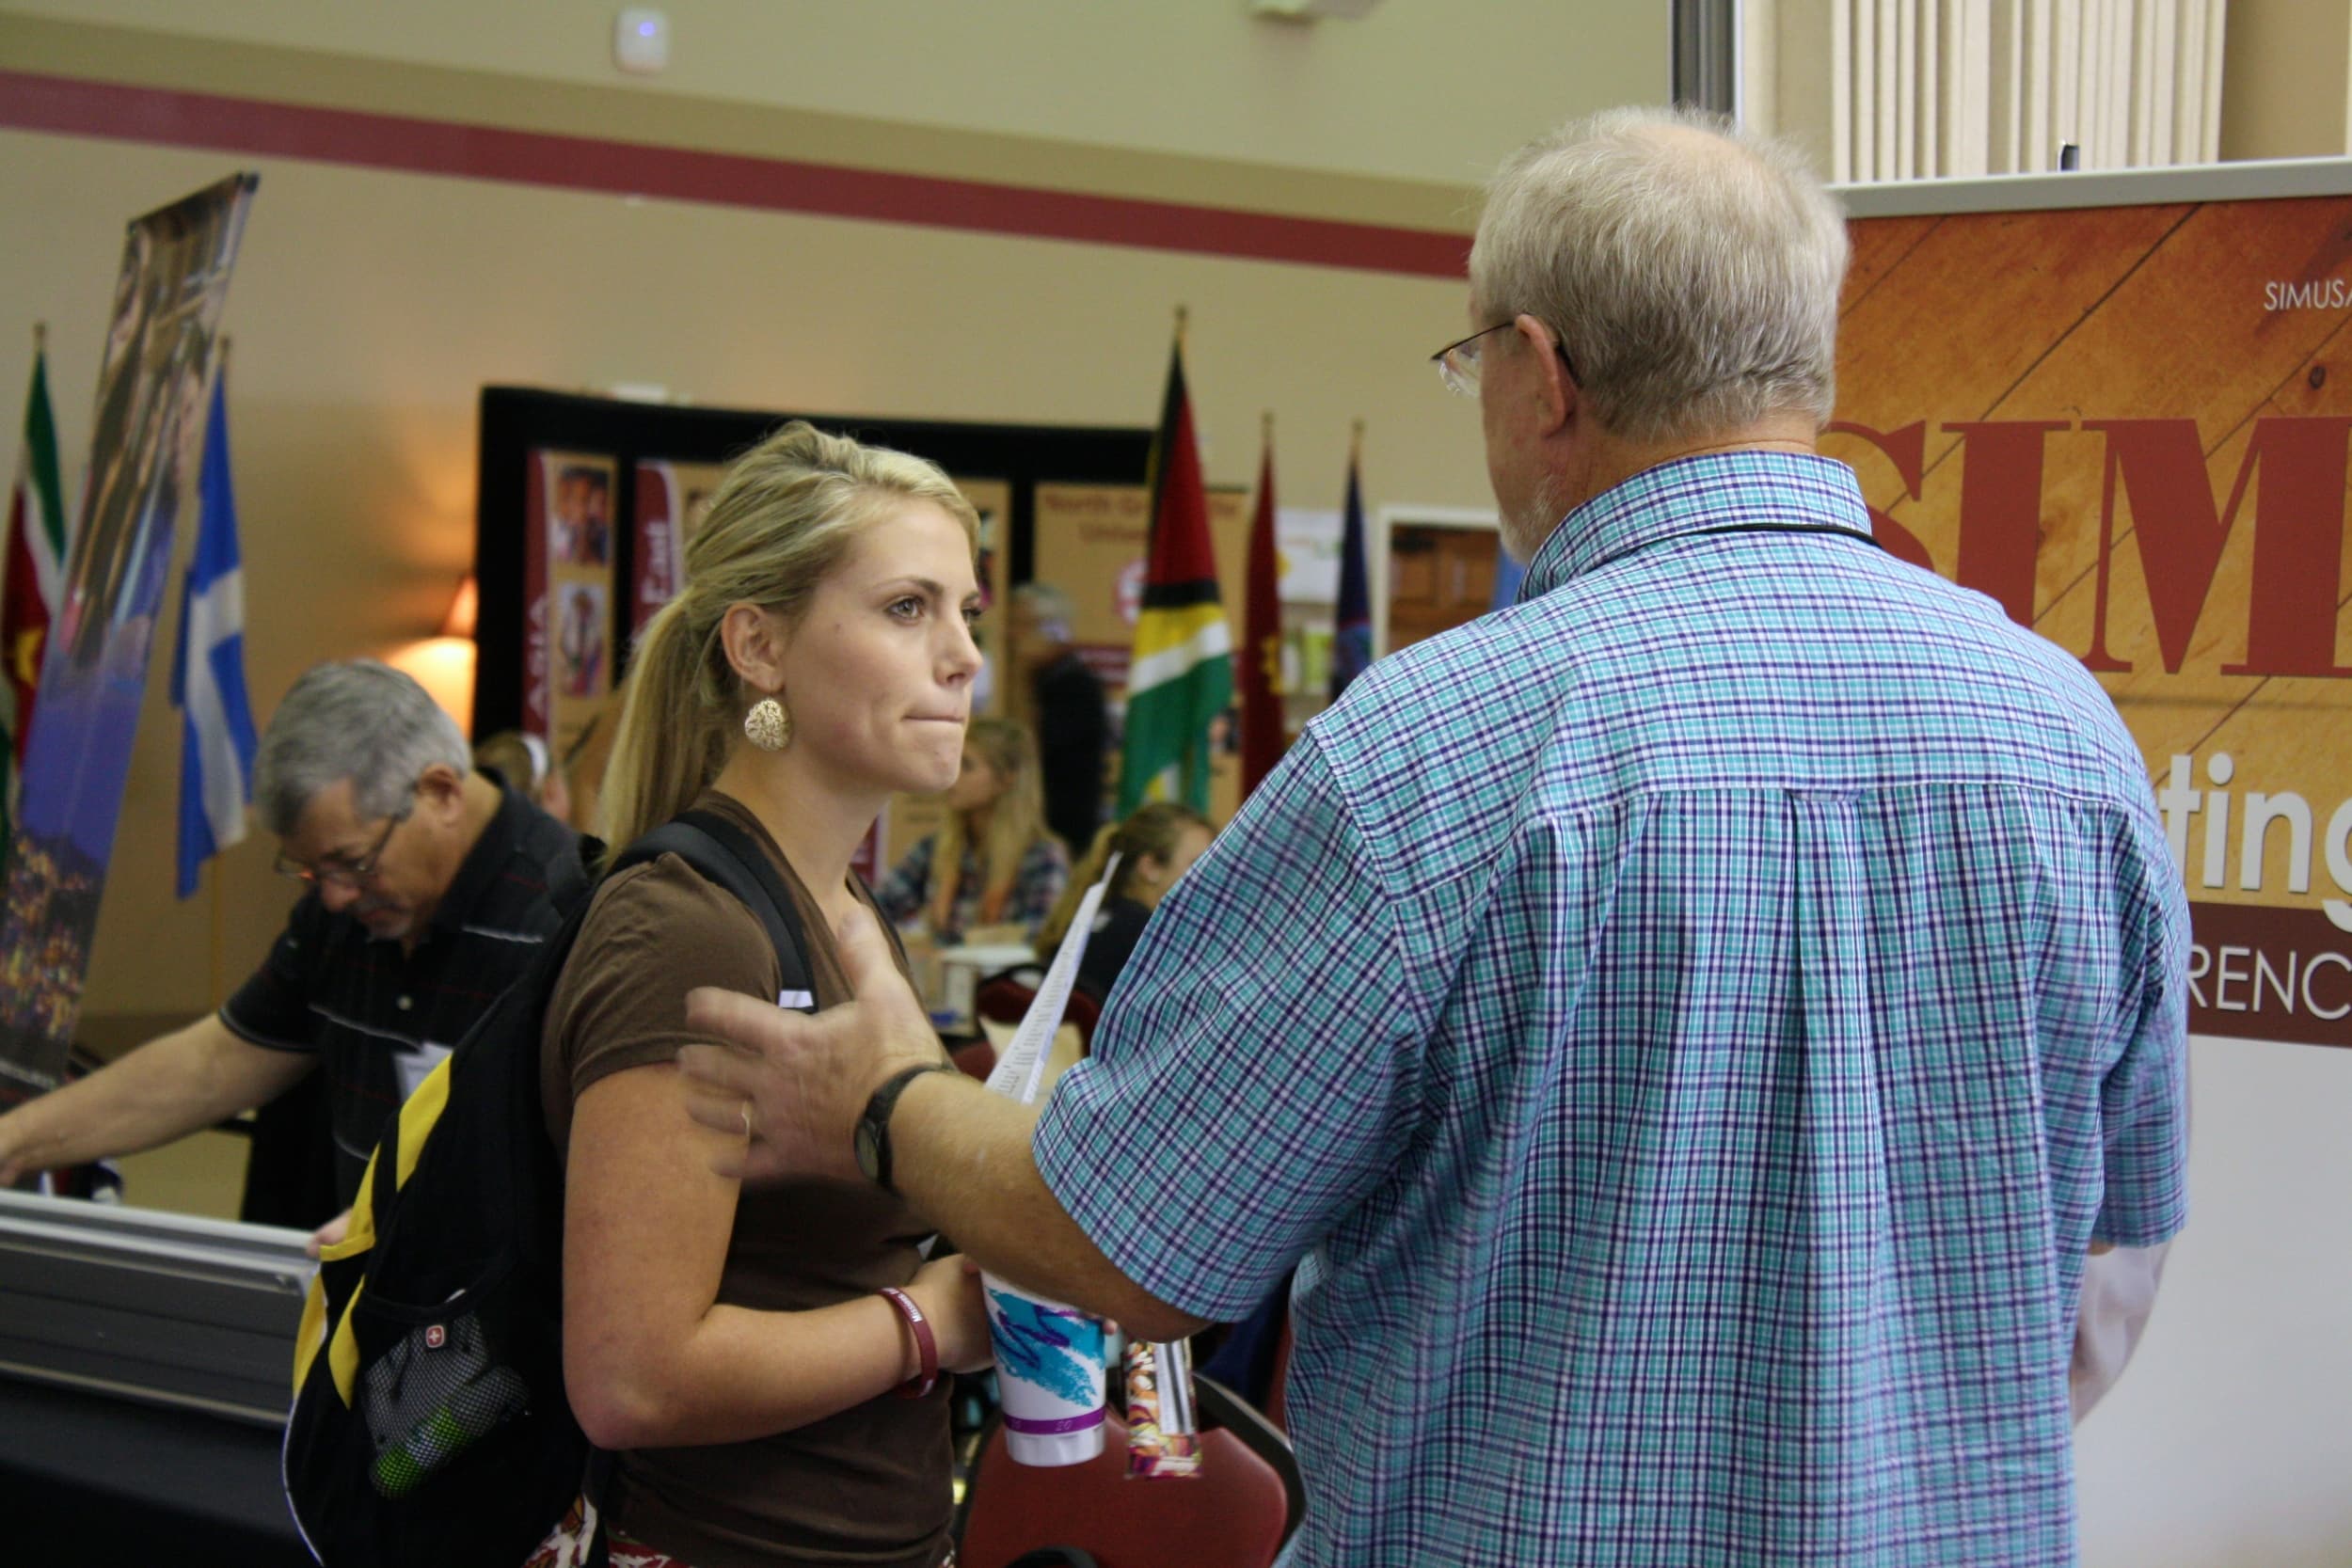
[2083,418,2352,676]
[1839,418,2352,679]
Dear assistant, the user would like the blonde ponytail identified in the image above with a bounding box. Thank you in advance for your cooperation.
[595,594,731,853]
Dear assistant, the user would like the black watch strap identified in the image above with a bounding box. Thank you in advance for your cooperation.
[861,1063,954,1195]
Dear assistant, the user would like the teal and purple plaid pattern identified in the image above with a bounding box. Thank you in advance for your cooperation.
[1036,452,2189,1567]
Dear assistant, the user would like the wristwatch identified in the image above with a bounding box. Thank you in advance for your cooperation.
[854,1064,954,1194]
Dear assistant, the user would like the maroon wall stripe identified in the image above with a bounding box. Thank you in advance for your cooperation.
[0,69,1471,278]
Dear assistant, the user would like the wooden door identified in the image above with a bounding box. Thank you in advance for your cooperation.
[1386,524,1500,652]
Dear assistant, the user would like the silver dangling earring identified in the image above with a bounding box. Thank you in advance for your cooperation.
[743,695,791,752]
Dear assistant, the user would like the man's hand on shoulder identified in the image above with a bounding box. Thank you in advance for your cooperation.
[679,904,946,1186]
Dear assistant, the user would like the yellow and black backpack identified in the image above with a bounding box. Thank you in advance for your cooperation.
[282,809,810,1567]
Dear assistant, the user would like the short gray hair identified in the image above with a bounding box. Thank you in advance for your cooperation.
[252,660,471,834]
[1469,105,1848,442]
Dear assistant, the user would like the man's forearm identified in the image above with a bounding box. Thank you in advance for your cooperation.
[0,1017,306,1179]
[890,1071,1207,1341]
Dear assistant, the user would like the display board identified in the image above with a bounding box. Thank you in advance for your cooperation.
[0,174,256,1104]
[1831,182,2352,1050]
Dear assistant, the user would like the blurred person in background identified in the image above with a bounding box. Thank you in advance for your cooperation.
[873,717,1068,945]
[1034,800,1212,1002]
[473,728,573,826]
[1008,582,1109,855]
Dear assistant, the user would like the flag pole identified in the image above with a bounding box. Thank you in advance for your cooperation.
[1350,417,1364,465]
[211,333,231,1010]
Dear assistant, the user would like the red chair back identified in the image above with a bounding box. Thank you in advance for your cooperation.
[958,1407,1291,1568]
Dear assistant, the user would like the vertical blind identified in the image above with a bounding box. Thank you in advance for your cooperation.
[1754,0,2227,180]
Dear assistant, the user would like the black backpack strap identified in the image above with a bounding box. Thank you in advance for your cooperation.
[615,812,814,1005]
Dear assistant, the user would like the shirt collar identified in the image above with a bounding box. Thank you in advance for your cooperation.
[427,769,527,938]
[1518,451,1869,602]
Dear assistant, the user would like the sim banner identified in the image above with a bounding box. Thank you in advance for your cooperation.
[1831,185,2352,1050]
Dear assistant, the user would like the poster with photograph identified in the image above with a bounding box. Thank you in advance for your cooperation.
[523,449,618,766]
[0,173,256,1102]
[630,458,730,639]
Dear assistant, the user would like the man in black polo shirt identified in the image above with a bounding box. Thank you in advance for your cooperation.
[0,661,582,1239]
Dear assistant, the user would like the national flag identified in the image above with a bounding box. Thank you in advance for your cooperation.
[1328,432,1372,700]
[1117,328,1232,816]
[1238,416,1284,798]
[170,369,259,897]
[2,344,70,863]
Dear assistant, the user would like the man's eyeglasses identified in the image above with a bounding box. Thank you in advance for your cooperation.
[1431,319,1578,397]
[274,798,412,889]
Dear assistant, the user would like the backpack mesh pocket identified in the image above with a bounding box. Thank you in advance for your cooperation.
[359,1310,532,1497]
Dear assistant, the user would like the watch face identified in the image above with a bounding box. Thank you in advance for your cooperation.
[855,1119,883,1184]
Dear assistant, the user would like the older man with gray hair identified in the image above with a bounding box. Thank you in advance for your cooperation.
[0,661,581,1237]
[681,108,2190,1566]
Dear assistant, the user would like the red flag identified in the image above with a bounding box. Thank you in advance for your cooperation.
[4,347,68,771]
[1239,420,1284,796]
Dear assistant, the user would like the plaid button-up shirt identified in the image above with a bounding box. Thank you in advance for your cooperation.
[1036,452,2189,1567]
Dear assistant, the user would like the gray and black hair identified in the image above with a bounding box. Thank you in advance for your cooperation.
[1469,105,1849,442]
[252,660,472,834]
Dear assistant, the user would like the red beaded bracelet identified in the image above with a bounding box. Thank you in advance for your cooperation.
[877,1286,938,1400]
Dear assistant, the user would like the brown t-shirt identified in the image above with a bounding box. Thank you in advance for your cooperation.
[541,792,949,1568]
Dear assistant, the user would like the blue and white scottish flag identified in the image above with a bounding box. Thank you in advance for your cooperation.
[170,370,259,898]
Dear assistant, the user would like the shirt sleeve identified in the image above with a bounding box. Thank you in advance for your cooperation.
[2092,806,2192,1248]
[219,895,330,1053]
[871,837,933,926]
[1032,737,1422,1321]
[548,855,781,1107]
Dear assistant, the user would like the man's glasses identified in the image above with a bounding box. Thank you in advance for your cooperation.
[1431,319,1579,397]
[274,794,414,888]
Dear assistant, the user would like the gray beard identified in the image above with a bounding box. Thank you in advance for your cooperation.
[1501,470,1571,566]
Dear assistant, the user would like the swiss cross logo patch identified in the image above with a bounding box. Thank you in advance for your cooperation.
[423,1323,447,1351]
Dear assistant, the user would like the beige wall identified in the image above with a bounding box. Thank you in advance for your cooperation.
[0,1,1670,190]
[0,5,1674,1032]
[2220,0,2352,159]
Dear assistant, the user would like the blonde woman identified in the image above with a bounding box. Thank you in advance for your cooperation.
[1034,801,1215,1004]
[873,717,1070,944]
[532,422,992,1568]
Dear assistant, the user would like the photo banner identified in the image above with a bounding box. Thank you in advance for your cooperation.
[1832,189,2352,1050]
[521,448,618,767]
[0,172,259,1104]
